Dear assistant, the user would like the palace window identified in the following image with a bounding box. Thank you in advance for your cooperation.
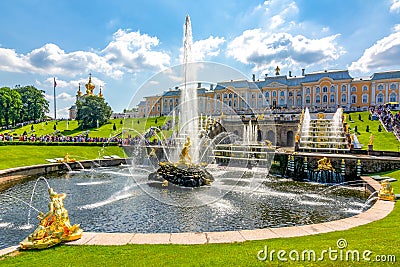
[362,85,368,91]
[297,91,301,96]
[272,91,277,97]
[341,85,347,92]
[323,95,328,103]
[330,94,335,103]
[306,96,310,104]
[306,87,310,94]
[252,94,255,98]
[316,95,320,103]
[265,92,270,98]
[289,91,293,97]
[351,95,357,104]
[390,93,397,102]
[234,94,237,98]
[330,86,335,92]
[228,100,232,107]
[351,86,357,92]
[259,93,263,98]
[223,93,227,98]
[279,98,285,106]
[217,94,220,99]
[377,93,384,103]
[323,86,328,93]
[234,100,237,107]
[280,91,285,97]
[315,87,320,93]
[229,93,232,98]
[341,94,346,103]
[390,83,397,90]
[362,94,368,103]
[378,84,384,91]
[288,98,293,106]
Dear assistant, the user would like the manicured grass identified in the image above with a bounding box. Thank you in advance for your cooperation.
[0,146,125,170]
[0,117,171,139]
[1,171,399,266]
[346,111,400,151]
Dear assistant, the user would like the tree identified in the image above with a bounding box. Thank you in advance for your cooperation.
[76,95,112,129]
[15,85,49,122]
[0,87,22,127]
[31,125,34,131]
[113,123,117,131]
[368,114,371,120]
[358,114,362,120]
[53,124,56,131]
[354,125,358,133]
[366,125,369,132]
[378,124,382,132]
[349,114,352,121]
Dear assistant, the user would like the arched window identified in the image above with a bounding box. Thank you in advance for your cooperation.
[330,86,336,92]
[341,85,347,92]
[265,92,270,98]
[229,93,232,98]
[362,85,368,91]
[390,93,397,102]
[377,93,384,103]
[378,84,384,91]
[217,94,220,99]
[330,94,335,103]
[272,91,277,97]
[351,95,357,104]
[306,96,310,104]
[279,98,285,106]
[316,95,320,103]
[390,83,397,90]
[288,98,293,106]
[297,91,301,96]
[341,94,346,103]
[228,100,232,106]
[362,94,368,103]
[306,87,310,94]
[259,93,263,98]
[280,91,285,97]
[289,91,293,97]
[351,86,357,92]
[234,100,237,107]
[297,98,302,106]
[315,87,320,93]
[323,86,328,93]
[323,95,328,103]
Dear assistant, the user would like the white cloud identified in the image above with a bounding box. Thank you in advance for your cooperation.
[102,29,170,73]
[57,92,75,101]
[349,25,400,73]
[227,28,344,73]
[391,0,400,13]
[179,36,225,62]
[0,29,170,79]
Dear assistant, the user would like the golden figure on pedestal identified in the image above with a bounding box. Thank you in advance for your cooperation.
[317,157,334,171]
[378,179,395,202]
[20,188,83,249]
[179,137,192,164]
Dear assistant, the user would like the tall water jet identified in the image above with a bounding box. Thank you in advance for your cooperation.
[302,107,311,138]
[179,15,199,163]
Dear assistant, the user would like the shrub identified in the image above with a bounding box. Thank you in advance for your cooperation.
[378,124,382,132]
[354,125,358,133]
[349,114,352,121]
[368,114,372,120]
[366,125,370,132]
[113,123,117,131]
[358,114,362,120]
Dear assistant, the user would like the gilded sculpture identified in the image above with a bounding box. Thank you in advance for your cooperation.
[317,157,334,171]
[179,137,192,164]
[378,179,395,202]
[20,188,83,249]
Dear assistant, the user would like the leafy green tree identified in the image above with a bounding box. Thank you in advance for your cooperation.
[76,95,112,129]
[15,85,49,122]
[366,125,369,132]
[378,124,382,132]
[113,123,117,131]
[0,87,23,127]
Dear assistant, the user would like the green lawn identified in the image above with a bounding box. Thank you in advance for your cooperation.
[346,111,400,151]
[1,171,399,266]
[0,117,172,139]
[0,146,125,170]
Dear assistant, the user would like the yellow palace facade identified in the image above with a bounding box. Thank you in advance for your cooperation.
[137,69,400,117]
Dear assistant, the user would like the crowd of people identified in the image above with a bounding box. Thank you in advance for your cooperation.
[0,133,121,144]
[370,105,400,139]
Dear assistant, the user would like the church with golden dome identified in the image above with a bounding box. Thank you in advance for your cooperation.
[69,74,104,120]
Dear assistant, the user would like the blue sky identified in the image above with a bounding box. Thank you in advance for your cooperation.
[0,0,399,118]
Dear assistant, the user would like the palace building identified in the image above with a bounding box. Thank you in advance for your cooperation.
[69,74,104,120]
[137,68,400,117]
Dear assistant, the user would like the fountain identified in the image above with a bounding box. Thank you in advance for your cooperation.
[296,108,349,153]
[148,15,214,187]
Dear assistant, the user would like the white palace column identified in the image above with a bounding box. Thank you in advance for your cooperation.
[371,82,376,105]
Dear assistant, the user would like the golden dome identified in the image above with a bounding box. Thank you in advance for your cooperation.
[85,74,95,95]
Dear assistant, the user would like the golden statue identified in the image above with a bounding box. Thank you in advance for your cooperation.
[20,188,83,249]
[257,114,264,120]
[317,157,334,171]
[368,133,374,145]
[149,148,157,158]
[179,137,192,164]
[57,153,76,163]
[275,66,280,75]
[317,113,324,119]
[295,133,300,143]
[378,179,395,202]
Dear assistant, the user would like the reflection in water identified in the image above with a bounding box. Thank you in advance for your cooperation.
[0,165,371,249]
